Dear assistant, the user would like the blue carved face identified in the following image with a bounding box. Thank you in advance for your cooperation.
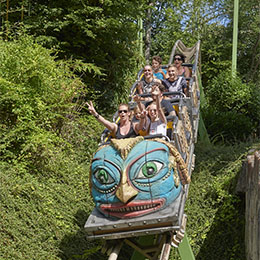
[90,140,182,219]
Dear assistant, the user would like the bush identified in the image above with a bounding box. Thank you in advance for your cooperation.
[0,35,90,166]
[203,69,260,142]
[169,142,249,260]
[0,35,106,260]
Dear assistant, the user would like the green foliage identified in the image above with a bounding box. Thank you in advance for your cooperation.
[170,142,248,260]
[226,0,260,83]
[18,0,145,111]
[206,70,251,112]
[202,69,259,142]
[150,0,196,62]
[200,23,232,88]
[0,35,78,164]
[0,35,107,259]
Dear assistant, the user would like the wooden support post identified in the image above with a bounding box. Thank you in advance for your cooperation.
[129,235,155,260]
[245,151,260,260]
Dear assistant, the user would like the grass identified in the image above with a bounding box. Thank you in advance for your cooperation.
[169,141,253,260]
[1,129,258,260]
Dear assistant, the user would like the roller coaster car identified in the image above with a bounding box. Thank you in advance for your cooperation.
[85,134,193,240]
[85,96,195,241]
[85,40,201,243]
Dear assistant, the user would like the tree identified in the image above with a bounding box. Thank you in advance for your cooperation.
[1,0,147,111]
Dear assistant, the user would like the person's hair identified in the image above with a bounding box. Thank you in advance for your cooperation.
[174,53,185,63]
[152,55,162,64]
[118,103,130,112]
[167,64,177,71]
[143,65,152,70]
[147,102,157,112]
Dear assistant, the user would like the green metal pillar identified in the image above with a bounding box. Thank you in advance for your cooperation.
[178,234,195,260]
[232,0,239,77]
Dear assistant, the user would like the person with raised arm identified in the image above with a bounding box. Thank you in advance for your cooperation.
[86,102,143,139]
[146,86,167,136]
[132,95,150,136]
[145,83,176,117]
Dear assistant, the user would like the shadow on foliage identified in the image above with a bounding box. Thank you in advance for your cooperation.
[195,191,245,260]
[58,209,106,260]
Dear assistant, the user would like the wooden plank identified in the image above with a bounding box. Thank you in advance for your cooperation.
[245,151,260,260]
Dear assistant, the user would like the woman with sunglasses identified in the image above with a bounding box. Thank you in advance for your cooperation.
[173,53,191,78]
[86,102,143,139]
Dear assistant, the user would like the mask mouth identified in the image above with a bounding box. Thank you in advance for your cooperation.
[100,198,165,218]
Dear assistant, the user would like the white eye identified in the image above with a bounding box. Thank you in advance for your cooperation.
[136,161,163,179]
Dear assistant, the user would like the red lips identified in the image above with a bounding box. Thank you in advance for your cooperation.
[100,198,165,218]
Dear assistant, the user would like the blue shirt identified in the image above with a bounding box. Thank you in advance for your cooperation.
[153,69,167,80]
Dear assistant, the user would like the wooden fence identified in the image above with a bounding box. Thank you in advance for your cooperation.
[245,151,260,260]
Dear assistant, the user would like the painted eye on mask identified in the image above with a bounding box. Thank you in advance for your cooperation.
[136,161,163,179]
[94,169,115,185]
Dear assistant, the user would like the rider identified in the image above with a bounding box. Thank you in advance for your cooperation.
[173,53,191,78]
[137,65,161,97]
[86,102,144,139]
[145,83,176,117]
[162,65,188,98]
[152,55,167,80]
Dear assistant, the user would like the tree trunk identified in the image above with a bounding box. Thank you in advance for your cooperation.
[144,1,153,64]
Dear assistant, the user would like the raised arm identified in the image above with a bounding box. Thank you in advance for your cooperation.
[135,110,148,133]
[137,81,144,95]
[133,94,144,112]
[152,88,167,124]
[86,101,117,134]
[133,95,149,133]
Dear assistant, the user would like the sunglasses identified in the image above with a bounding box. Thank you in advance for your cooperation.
[118,110,128,114]
[174,57,182,61]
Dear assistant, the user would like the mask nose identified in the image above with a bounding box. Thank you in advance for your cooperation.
[116,169,138,204]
